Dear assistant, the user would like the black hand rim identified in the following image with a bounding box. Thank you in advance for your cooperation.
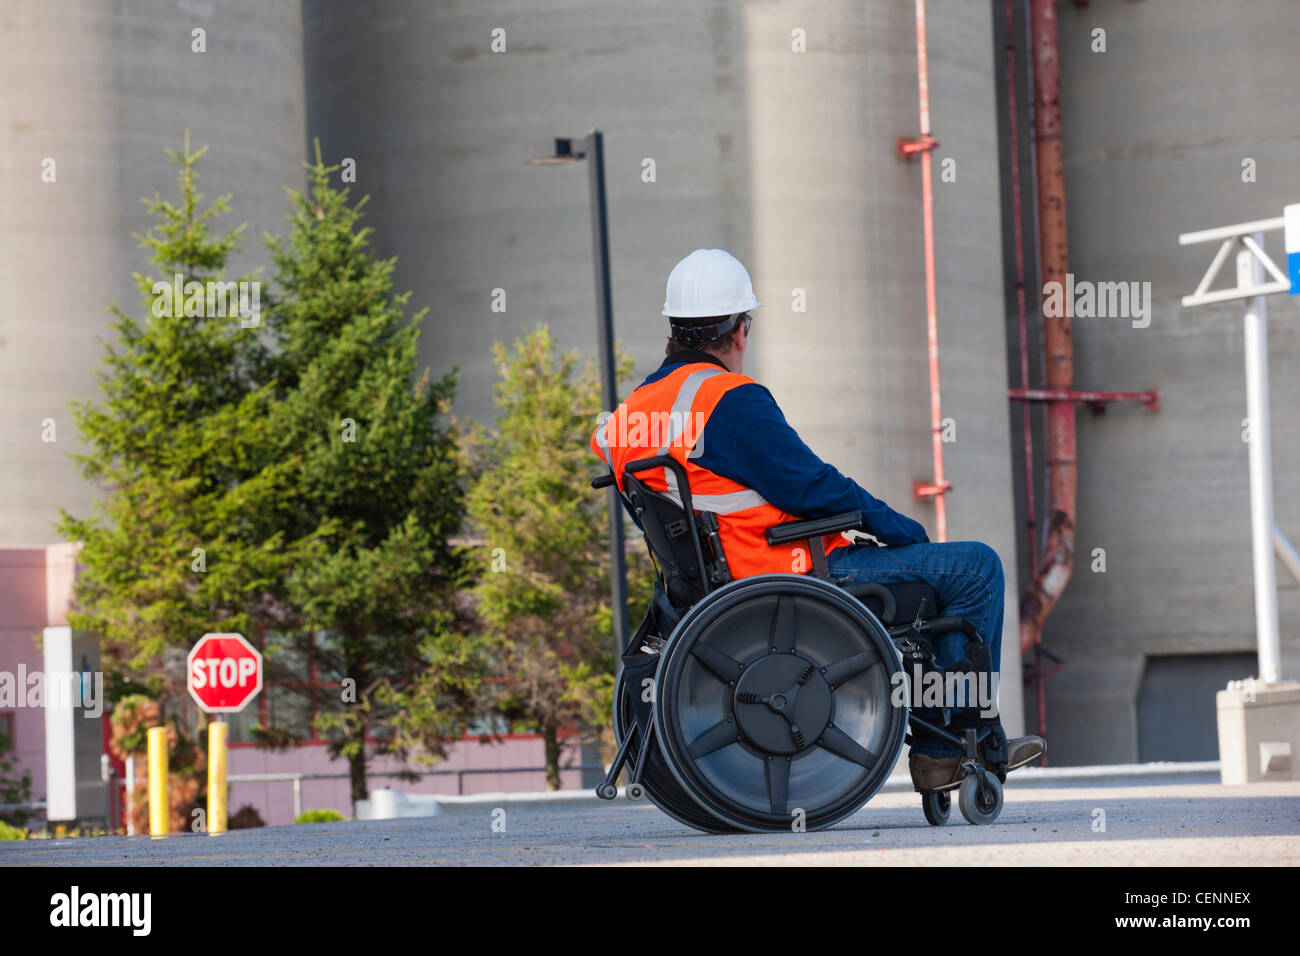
[613,667,741,834]
[654,574,908,833]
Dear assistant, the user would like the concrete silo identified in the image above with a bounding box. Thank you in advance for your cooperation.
[302,0,756,428]
[0,0,307,547]
[742,1,1026,735]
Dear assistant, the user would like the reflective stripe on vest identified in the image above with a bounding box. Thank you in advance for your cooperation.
[657,367,724,456]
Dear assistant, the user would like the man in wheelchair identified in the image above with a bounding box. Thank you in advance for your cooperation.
[590,249,1044,831]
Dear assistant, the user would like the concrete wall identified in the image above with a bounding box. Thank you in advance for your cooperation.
[0,0,307,547]
[303,0,754,427]
[1035,1,1300,762]
[742,1,1024,735]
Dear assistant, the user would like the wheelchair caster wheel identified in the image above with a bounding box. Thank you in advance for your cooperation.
[596,783,618,800]
[626,783,645,801]
[958,771,1002,825]
[921,789,951,826]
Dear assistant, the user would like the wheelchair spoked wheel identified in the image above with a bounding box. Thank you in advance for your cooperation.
[654,574,909,833]
[921,789,951,826]
[613,667,741,834]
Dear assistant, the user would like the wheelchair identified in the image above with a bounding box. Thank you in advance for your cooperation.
[592,455,1009,833]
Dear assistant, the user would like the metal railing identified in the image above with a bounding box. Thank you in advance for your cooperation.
[229,764,606,820]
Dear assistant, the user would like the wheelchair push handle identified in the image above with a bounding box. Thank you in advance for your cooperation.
[592,456,695,498]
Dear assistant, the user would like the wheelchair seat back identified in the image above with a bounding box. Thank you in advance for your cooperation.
[623,470,710,608]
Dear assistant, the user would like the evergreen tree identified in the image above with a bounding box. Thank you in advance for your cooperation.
[460,326,653,789]
[58,135,327,705]
[263,143,472,808]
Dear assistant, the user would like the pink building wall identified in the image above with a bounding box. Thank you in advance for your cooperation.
[227,735,588,827]
[2,545,590,827]
[0,544,80,802]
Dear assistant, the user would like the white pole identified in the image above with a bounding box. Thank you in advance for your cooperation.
[124,756,135,835]
[1239,241,1282,684]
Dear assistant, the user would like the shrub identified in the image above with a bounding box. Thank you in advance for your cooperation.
[0,820,27,841]
[295,808,346,824]
[228,804,265,829]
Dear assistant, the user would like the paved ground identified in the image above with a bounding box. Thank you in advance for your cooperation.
[4,777,1298,866]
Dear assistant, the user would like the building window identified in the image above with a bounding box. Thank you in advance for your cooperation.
[227,629,384,745]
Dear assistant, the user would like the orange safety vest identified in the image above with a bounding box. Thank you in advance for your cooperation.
[591,361,850,578]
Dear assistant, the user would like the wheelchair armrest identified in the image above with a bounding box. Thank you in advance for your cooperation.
[765,511,864,546]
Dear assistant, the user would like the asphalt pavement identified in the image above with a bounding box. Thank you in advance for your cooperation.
[4,777,1297,866]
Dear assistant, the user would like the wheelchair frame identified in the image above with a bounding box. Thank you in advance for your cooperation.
[593,455,1008,830]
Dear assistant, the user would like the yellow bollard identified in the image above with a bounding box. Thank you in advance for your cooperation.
[207,720,227,835]
[147,726,169,836]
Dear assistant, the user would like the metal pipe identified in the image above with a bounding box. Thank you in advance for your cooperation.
[1240,245,1282,684]
[1005,0,1037,576]
[914,0,949,541]
[1019,0,1076,659]
[1274,525,1300,588]
[1009,387,1159,409]
[1179,218,1286,245]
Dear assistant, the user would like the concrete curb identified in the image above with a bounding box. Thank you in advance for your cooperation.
[398,761,1222,813]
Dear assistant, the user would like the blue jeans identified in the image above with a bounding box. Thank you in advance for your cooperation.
[825,540,1004,758]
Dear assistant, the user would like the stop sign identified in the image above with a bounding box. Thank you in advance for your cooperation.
[187,633,263,713]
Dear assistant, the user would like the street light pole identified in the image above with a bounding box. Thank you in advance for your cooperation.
[527,131,629,654]
[584,130,630,654]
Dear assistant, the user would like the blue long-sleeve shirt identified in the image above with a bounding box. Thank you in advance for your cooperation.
[606,350,930,547]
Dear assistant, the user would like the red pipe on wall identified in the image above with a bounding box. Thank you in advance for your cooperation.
[1019,0,1076,657]
[911,0,950,542]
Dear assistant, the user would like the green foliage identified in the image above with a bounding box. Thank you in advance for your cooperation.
[261,142,475,800]
[0,821,29,841]
[0,726,34,828]
[56,134,329,704]
[458,326,653,787]
[295,808,347,823]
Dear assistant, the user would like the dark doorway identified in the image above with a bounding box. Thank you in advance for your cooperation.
[1137,653,1257,762]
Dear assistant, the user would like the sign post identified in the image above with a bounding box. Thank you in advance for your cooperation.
[187,633,262,833]
[1180,210,1299,684]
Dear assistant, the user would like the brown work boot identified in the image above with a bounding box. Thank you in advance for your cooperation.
[909,751,964,791]
[910,735,1046,791]
[1005,734,1046,770]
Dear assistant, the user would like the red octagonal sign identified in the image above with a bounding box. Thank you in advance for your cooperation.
[188,633,263,713]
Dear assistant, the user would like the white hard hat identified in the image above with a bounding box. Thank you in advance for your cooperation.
[661,248,761,318]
